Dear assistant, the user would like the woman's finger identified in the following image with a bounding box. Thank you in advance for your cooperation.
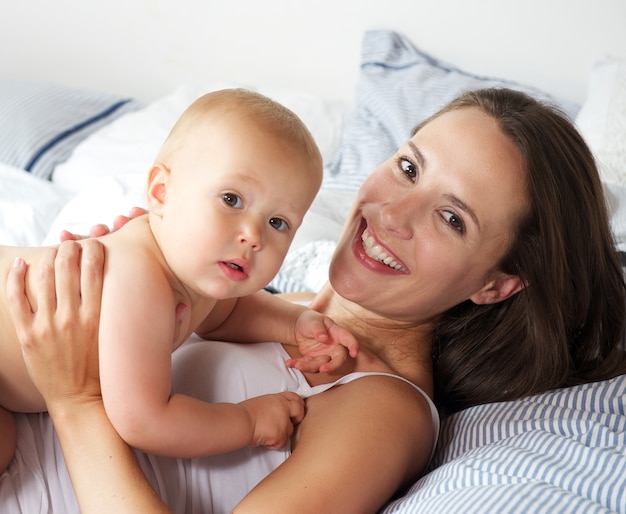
[34,246,60,317]
[88,224,110,238]
[78,239,105,321]
[53,241,83,317]
[60,229,89,242]
[6,257,33,341]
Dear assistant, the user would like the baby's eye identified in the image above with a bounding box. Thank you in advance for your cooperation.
[397,157,417,182]
[222,193,243,208]
[442,210,465,234]
[269,217,289,232]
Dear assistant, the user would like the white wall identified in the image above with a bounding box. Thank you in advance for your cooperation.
[1,0,625,104]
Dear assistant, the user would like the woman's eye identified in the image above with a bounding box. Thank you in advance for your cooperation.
[222,193,243,208]
[397,157,417,181]
[442,210,465,234]
[269,217,289,231]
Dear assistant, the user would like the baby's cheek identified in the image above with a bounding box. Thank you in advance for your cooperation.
[251,248,280,286]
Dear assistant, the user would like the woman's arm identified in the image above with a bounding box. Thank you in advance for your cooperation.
[6,240,171,514]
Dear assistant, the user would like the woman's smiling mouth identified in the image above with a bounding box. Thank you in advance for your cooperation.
[361,228,408,272]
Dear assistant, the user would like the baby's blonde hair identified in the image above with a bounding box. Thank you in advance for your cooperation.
[156,88,322,174]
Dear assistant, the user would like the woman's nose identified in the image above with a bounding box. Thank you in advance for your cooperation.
[379,195,415,240]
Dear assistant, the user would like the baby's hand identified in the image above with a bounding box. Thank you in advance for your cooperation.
[285,309,359,373]
[241,392,304,450]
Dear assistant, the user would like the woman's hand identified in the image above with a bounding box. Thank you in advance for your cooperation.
[60,206,147,241]
[6,239,104,410]
[6,239,170,513]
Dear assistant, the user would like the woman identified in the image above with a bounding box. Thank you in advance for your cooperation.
[7,88,626,514]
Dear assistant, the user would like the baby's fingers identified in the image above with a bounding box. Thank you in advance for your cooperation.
[281,391,305,424]
[326,321,359,358]
[285,355,332,373]
[318,345,353,373]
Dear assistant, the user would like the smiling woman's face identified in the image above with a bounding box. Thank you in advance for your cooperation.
[329,107,528,323]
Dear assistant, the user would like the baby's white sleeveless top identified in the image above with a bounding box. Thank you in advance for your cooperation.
[130,336,439,514]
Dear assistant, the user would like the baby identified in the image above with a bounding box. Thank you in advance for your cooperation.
[0,88,358,471]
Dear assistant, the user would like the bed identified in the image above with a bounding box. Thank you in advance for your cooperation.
[1,12,626,514]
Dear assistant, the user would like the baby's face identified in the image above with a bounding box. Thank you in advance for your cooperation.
[156,113,321,300]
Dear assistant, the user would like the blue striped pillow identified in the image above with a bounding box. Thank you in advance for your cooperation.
[381,374,626,513]
[0,80,141,180]
[323,30,580,193]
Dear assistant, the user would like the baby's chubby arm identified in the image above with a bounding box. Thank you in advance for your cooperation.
[99,260,303,457]
[196,292,359,373]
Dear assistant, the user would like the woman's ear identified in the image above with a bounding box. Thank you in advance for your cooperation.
[469,273,526,305]
[146,163,170,215]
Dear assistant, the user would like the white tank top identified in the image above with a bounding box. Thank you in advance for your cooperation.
[129,336,439,514]
[3,336,439,514]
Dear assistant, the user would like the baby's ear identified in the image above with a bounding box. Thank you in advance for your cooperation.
[469,273,526,305]
[146,164,170,214]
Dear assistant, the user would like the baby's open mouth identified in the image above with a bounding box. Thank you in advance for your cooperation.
[224,262,243,272]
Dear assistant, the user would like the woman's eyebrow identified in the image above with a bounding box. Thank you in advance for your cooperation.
[408,141,426,170]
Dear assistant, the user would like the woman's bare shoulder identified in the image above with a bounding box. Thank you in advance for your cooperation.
[327,373,435,427]
[299,373,435,466]
[268,375,436,512]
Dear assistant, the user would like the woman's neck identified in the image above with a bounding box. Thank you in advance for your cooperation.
[308,283,434,390]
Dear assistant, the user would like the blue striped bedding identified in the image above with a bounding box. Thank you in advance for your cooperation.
[382,374,626,513]
[0,81,141,180]
[323,30,580,195]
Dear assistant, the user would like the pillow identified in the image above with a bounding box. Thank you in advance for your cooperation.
[576,55,626,187]
[0,80,141,179]
[323,30,580,194]
[382,374,626,514]
[0,162,73,246]
[51,85,207,193]
[41,174,148,247]
[602,182,626,251]
[52,84,350,194]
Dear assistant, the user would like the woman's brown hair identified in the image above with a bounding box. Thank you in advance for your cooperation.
[428,88,626,415]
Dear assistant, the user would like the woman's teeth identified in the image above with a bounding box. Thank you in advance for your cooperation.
[361,229,407,271]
